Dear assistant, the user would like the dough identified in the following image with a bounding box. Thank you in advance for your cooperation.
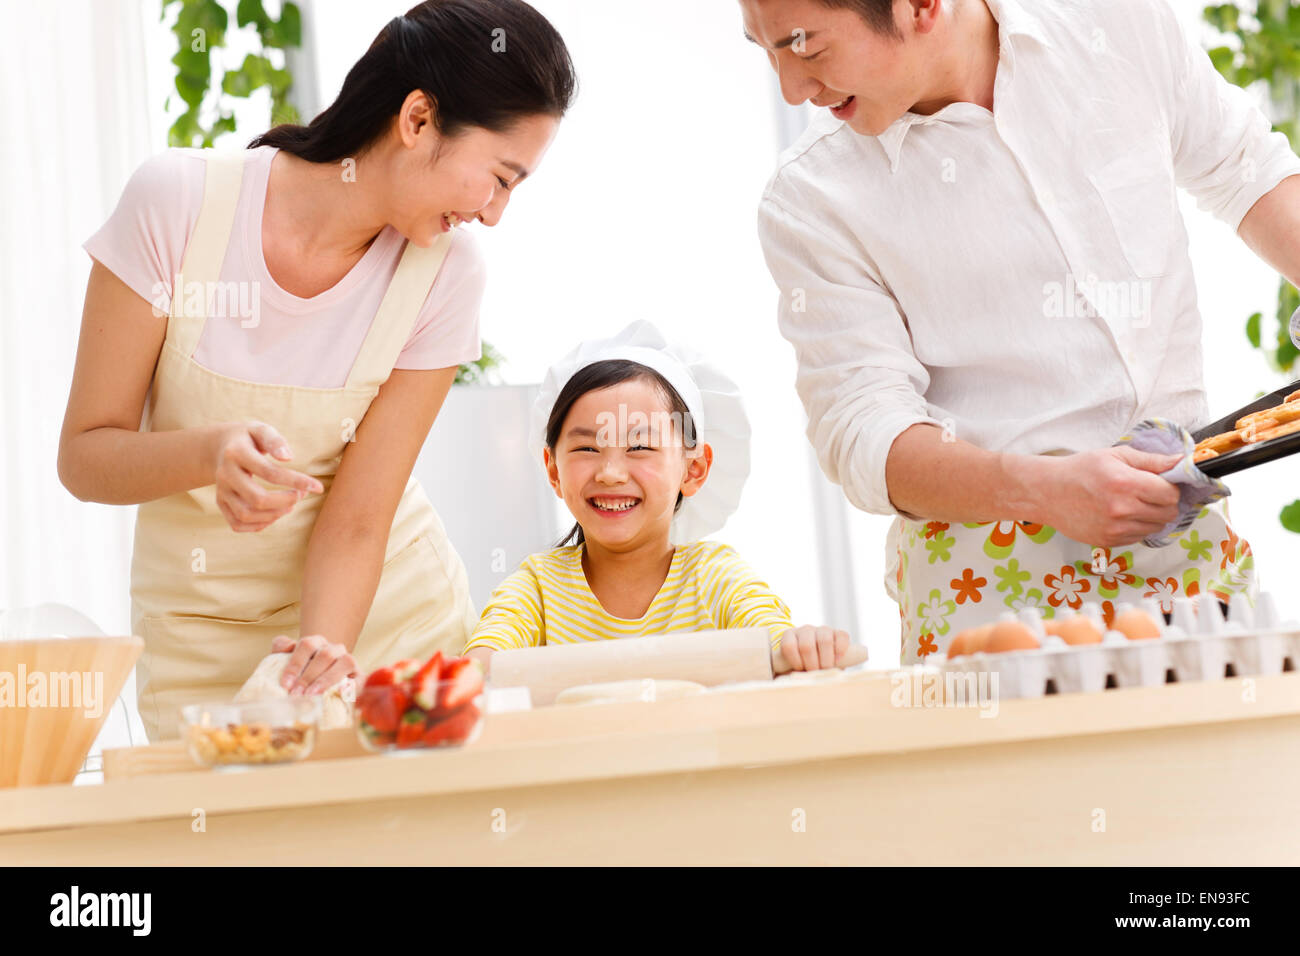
[554,679,706,705]
[233,652,355,729]
[709,669,847,694]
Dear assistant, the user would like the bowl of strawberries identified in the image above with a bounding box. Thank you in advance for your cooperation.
[355,651,484,753]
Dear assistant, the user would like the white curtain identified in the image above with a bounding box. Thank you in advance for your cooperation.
[0,0,154,635]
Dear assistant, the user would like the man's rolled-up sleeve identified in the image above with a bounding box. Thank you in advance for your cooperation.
[757,191,941,519]
[1156,0,1300,229]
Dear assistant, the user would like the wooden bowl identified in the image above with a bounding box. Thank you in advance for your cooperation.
[0,635,143,788]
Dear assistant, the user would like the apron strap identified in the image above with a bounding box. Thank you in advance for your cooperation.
[169,150,248,357]
[345,233,454,390]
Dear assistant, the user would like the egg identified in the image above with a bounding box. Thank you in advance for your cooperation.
[985,620,1040,653]
[1113,608,1161,640]
[1043,618,1066,637]
[965,623,995,654]
[946,630,972,658]
[1057,616,1103,645]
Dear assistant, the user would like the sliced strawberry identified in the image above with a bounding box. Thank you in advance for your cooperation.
[414,674,438,712]
[422,703,480,747]
[414,651,444,685]
[438,658,484,711]
[357,683,411,734]
[358,719,395,748]
[396,708,427,748]
[363,665,397,689]
[411,652,445,710]
[391,658,422,682]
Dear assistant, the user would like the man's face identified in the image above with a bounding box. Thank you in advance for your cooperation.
[740,0,928,137]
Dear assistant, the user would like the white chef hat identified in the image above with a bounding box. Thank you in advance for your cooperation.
[529,320,752,545]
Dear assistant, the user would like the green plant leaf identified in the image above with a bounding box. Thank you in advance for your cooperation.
[1281,501,1300,533]
[235,0,268,31]
[1246,311,1262,348]
[271,3,303,48]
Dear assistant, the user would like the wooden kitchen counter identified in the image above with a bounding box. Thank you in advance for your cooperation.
[3,669,1299,865]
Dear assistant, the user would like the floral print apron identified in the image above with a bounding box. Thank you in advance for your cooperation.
[885,498,1257,664]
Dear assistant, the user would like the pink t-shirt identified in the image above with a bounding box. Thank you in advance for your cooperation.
[83,146,484,388]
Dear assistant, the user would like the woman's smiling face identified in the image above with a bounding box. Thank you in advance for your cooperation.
[385,92,559,246]
[545,378,712,551]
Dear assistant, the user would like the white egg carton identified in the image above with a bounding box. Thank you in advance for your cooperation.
[940,592,1300,700]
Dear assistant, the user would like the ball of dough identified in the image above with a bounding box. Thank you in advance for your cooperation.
[233,652,355,729]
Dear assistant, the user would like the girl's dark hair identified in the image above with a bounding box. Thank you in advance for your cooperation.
[546,360,698,548]
[248,0,577,161]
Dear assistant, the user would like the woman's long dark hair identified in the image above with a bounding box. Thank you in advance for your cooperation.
[546,361,699,548]
[249,0,577,161]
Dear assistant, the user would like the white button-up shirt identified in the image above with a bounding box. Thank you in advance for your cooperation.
[757,0,1300,519]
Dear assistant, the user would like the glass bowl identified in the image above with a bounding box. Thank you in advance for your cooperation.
[355,679,483,753]
[181,697,321,768]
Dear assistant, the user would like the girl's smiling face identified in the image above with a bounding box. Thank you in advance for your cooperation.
[545,378,712,552]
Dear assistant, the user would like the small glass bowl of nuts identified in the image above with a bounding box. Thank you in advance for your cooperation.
[181,698,322,768]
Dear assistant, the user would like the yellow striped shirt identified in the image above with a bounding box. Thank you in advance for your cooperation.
[463,541,794,651]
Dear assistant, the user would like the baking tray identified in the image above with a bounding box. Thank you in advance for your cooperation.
[1191,378,1300,478]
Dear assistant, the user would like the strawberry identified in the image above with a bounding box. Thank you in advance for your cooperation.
[391,658,422,682]
[438,658,484,711]
[414,651,444,685]
[357,683,410,734]
[411,652,445,710]
[396,708,426,748]
[363,666,397,689]
[358,720,395,748]
[422,703,480,746]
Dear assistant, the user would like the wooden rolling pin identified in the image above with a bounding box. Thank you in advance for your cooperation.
[489,628,869,707]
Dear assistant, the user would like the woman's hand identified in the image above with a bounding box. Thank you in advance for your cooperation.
[272,634,358,695]
[1030,447,1184,548]
[777,625,853,672]
[209,422,324,532]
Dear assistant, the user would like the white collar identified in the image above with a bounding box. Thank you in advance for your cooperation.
[873,0,1050,172]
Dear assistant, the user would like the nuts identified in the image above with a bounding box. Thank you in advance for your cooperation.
[188,720,312,766]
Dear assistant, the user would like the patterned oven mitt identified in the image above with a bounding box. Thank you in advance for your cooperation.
[1111,417,1230,548]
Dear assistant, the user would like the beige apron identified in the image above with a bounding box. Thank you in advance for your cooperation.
[130,150,477,741]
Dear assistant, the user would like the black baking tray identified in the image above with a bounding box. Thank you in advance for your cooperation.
[1191,378,1300,478]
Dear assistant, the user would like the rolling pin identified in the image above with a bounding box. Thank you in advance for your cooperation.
[489,627,869,707]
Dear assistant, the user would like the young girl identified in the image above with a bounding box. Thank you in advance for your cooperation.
[463,321,856,672]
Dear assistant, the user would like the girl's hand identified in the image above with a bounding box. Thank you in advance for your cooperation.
[777,625,852,671]
[272,634,358,695]
[465,646,494,673]
[1030,447,1183,548]
[209,421,325,533]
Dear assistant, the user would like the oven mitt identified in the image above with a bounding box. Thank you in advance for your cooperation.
[1111,417,1230,548]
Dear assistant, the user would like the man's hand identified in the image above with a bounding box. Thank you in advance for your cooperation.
[1030,446,1183,547]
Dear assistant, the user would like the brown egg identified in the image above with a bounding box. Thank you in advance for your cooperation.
[946,630,972,659]
[1057,616,1103,645]
[1113,608,1161,640]
[965,623,995,654]
[1043,618,1066,637]
[985,620,1040,653]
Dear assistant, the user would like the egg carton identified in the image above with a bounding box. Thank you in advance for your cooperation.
[940,592,1300,700]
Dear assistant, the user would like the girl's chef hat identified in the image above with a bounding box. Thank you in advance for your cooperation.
[530,320,752,544]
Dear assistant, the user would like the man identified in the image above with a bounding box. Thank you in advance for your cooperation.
[745,0,1300,662]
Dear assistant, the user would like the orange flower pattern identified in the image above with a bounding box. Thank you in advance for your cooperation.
[891,500,1256,664]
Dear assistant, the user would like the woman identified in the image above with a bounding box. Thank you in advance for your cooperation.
[58,0,577,740]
